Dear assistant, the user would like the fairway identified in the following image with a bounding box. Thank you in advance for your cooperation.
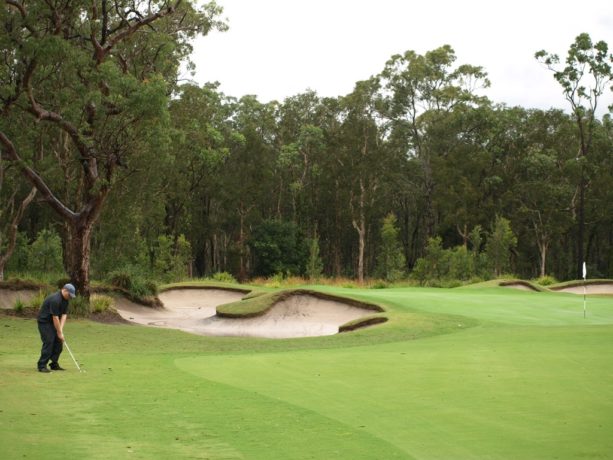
[1,286,612,459]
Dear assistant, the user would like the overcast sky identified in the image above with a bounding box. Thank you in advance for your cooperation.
[189,0,613,114]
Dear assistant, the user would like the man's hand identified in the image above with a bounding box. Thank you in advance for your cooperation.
[57,331,65,342]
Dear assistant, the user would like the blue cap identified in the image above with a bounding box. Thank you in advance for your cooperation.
[63,283,76,298]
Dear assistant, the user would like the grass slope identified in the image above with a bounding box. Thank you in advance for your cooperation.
[1,285,612,459]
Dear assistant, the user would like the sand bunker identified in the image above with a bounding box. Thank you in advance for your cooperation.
[114,288,246,335]
[203,294,376,339]
[500,282,540,292]
[552,283,613,295]
[115,288,377,339]
[0,289,37,309]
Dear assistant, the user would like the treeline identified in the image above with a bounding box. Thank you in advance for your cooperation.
[1,1,612,291]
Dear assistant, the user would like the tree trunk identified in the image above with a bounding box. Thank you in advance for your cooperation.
[539,240,548,278]
[0,187,37,281]
[577,177,586,279]
[65,218,95,299]
[351,179,367,283]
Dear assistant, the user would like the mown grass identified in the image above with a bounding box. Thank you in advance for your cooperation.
[1,285,613,459]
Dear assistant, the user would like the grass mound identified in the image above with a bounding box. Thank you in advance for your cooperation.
[216,288,384,319]
[549,279,613,290]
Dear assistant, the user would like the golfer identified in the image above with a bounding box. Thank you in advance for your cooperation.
[36,283,76,373]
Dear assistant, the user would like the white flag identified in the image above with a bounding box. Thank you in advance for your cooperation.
[582,262,587,280]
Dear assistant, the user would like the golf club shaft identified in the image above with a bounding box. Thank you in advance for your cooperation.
[64,340,82,372]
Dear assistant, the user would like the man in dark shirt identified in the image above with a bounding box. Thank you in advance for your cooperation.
[36,283,76,373]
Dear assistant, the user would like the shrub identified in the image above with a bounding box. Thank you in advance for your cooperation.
[533,275,558,286]
[90,294,115,313]
[375,214,406,282]
[485,216,517,277]
[28,229,64,273]
[210,272,237,284]
[70,296,90,317]
[370,280,389,289]
[153,234,191,282]
[107,266,156,298]
[306,237,324,281]
[248,219,307,278]
[14,298,25,313]
[28,290,50,309]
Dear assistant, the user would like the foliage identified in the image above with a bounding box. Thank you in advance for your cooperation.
[210,272,238,284]
[5,233,31,273]
[28,290,51,310]
[106,266,157,298]
[533,275,559,286]
[412,237,450,284]
[28,229,64,274]
[306,237,324,281]
[13,298,24,313]
[485,216,518,277]
[90,295,115,314]
[249,220,308,278]
[69,296,91,318]
[153,235,192,282]
[375,213,406,281]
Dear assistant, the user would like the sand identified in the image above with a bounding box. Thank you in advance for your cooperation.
[114,289,245,335]
[201,294,375,339]
[501,282,539,292]
[0,289,37,309]
[114,288,376,339]
[553,283,613,295]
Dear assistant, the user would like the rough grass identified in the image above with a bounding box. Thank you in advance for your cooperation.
[215,288,384,318]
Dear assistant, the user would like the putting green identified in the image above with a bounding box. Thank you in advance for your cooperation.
[1,286,612,459]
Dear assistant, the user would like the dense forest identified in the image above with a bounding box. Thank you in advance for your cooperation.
[1,1,612,296]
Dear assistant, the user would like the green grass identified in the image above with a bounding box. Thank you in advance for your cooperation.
[1,285,612,459]
[216,288,384,318]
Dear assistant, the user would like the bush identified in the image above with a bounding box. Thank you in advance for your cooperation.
[107,266,156,298]
[210,272,237,284]
[90,294,115,313]
[28,290,50,309]
[28,229,64,273]
[375,214,406,282]
[533,275,558,286]
[13,298,25,313]
[306,237,324,281]
[248,219,307,278]
[70,296,90,317]
[153,234,191,282]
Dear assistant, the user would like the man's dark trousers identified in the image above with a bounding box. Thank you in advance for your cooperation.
[37,321,63,369]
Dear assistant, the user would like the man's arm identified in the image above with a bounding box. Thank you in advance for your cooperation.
[52,315,65,342]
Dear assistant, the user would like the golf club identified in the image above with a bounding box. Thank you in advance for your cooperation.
[64,340,85,373]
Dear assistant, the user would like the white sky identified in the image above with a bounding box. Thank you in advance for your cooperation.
[189,0,613,114]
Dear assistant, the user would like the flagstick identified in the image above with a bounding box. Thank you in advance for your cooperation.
[582,261,587,319]
[583,281,586,319]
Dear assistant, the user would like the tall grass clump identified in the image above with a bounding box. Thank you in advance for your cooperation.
[209,272,237,284]
[13,298,25,313]
[90,294,115,313]
[533,275,559,286]
[106,265,157,298]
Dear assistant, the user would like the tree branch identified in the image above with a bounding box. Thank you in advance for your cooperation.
[95,0,182,64]
[0,131,77,221]
[0,186,37,272]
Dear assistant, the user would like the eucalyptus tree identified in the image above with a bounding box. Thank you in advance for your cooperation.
[0,164,36,280]
[380,45,490,242]
[219,95,278,279]
[338,77,389,282]
[510,109,576,277]
[0,0,225,295]
[536,33,613,278]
